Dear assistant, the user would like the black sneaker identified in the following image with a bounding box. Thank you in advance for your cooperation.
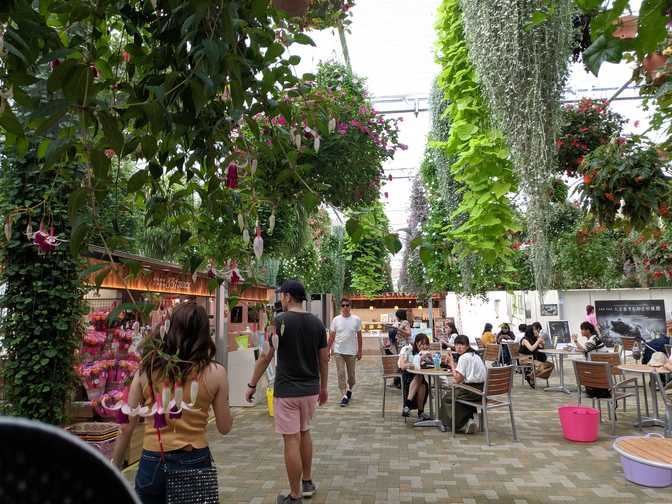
[346,390,352,401]
[340,395,349,407]
[402,406,411,417]
[277,495,303,504]
[302,480,317,498]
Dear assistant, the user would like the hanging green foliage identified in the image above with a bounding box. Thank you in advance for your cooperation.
[459,0,574,292]
[344,203,393,296]
[433,0,520,272]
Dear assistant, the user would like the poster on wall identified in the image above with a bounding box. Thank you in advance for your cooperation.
[540,304,559,317]
[595,300,666,342]
[548,320,571,344]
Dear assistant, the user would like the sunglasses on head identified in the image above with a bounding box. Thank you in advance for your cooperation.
[341,303,350,307]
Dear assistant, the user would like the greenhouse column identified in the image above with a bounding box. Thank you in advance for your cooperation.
[215,283,229,369]
[428,297,434,341]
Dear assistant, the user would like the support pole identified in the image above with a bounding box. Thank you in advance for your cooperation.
[428,296,434,341]
[337,23,351,70]
[215,282,229,369]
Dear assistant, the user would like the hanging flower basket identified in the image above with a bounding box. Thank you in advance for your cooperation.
[613,15,638,40]
[272,0,310,17]
[556,98,625,177]
[643,52,669,81]
[579,137,671,231]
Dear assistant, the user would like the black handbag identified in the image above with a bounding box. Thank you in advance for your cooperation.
[166,464,219,504]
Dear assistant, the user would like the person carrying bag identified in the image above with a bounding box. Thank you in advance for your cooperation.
[112,303,233,504]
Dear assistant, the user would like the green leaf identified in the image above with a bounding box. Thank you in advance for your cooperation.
[68,188,88,221]
[47,59,78,93]
[121,259,141,277]
[70,222,90,256]
[94,268,111,289]
[635,0,669,58]
[37,139,50,159]
[288,55,301,65]
[141,135,157,159]
[266,43,285,60]
[384,233,402,254]
[419,246,433,265]
[0,108,24,136]
[410,236,423,250]
[346,218,363,242]
[583,34,625,76]
[107,302,154,325]
[127,169,149,193]
[575,0,604,10]
[98,110,124,152]
[292,33,315,46]
[79,262,108,280]
[90,148,111,180]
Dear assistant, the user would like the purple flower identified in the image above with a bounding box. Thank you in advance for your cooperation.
[226,163,238,189]
[154,412,167,429]
[399,143,408,151]
[169,404,182,420]
[337,123,349,135]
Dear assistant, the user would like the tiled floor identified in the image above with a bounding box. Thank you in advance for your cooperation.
[125,356,672,503]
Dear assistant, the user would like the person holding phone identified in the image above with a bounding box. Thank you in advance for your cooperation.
[439,335,486,434]
[398,333,430,421]
[519,324,554,388]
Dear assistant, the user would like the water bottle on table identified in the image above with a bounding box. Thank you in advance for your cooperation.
[433,352,441,369]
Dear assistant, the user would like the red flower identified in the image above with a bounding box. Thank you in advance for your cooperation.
[555,139,564,147]
[49,59,61,71]
[579,127,589,133]
[104,148,116,158]
[583,174,592,185]
[512,241,521,250]
[662,243,669,251]
[605,192,617,202]
[654,271,663,279]
[616,137,626,145]
[634,120,640,128]
[226,163,238,189]
[122,51,131,63]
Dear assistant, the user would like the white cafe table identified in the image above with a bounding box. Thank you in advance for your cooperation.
[407,367,453,429]
[542,348,584,394]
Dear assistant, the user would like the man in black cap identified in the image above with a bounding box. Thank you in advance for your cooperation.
[246,280,328,504]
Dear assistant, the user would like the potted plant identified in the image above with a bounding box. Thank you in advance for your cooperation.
[579,137,671,231]
[556,98,624,177]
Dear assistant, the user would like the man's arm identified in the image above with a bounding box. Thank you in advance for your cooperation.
[356,330,363,360]
[245,346,275,402]
[328,330,336,353]
[318,346,329,405]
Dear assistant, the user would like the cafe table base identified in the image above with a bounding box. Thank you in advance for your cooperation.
[618,363,668,429]
[543,350,582,394]
[407,368,453,430]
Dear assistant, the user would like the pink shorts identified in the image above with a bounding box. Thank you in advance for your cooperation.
[273,394,319,435]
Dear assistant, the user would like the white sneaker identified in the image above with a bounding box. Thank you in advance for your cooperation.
[462,418,477,434]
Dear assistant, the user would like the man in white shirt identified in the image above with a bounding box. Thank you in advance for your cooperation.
[328,298,362,407]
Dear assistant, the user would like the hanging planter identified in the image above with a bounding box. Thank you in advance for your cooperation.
[579,137,671,231]
[272,0,310,17]
[612,15,638,40]
[643,52,669,81]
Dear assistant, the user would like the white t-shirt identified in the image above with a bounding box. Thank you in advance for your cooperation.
[456,351,487,384]
[330,314,362,355]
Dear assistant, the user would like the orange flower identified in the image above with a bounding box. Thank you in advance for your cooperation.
[583,174,592,185]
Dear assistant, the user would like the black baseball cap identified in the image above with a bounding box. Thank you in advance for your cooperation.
[276,280,307,302]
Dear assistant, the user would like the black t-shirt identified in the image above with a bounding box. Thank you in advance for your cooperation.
[271,311,327,398]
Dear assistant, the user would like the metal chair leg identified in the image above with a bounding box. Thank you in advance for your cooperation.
[451,393,456,438]
[509,402,517,442]
[483,406,490,446]
[382,378,386,418]
[635,379,642,432]
[609,399,616,436]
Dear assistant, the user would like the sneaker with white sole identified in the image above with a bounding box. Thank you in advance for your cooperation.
[416,412,431,422]
[277,494,303,504]
[462,418,477,434]
[302,480,317,498]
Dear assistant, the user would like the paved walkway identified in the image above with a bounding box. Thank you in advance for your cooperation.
[126,356,672,503]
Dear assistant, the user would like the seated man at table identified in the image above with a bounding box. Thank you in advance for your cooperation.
[438,335,487,434]
[398,333,430,421]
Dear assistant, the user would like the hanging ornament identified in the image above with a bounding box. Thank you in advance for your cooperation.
[207,258,217,279]
[227,260,243,287]
[328,117,336,133]
[237,213,245,231]
[242,228,250,244]
[192,270,198,283]
[250,158,257,176]
[25,219,33,239]
[269,210,276,234]
[253,225,264,260]
[32,222,59,254]
[294,132,302,149]
[226,163,238,189]
[313,134,320,152]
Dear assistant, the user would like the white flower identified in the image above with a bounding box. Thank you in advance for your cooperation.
[314,134,320,152]
[328,118,336,133]
[250,158,257,176]
[242,228,250,243]
[269,212,276,234]
[294,133,302,149]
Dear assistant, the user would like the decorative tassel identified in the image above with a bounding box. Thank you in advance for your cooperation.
[238,213,245,231]
[269,211,276,234]
[189,380,199,406]
[242,228,250,244]
[153,411,167,429]
[328,117,336,133]
[250,159,257,176]
[4,215,12,241]
[253,225,264,260]
[313,134,320,152]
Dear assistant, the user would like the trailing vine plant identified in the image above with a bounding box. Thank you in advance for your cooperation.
[432,0,520,290]
[459,0,574,292]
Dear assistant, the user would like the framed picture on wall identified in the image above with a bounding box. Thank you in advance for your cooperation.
[540,304,559,317]
[548,320,571,344]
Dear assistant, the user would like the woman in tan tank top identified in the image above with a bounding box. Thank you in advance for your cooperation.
[111,302,233,503]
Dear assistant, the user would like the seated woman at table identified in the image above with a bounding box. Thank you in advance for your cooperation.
[441,321,459,350]
[438,335,487,434]
[497,323,515,364]
[572,321,607,356]
[398,333,430,421]
[519,325,554,389]
[480,323,496,345]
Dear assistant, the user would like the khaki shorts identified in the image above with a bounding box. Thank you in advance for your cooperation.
[273,395,319,435]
